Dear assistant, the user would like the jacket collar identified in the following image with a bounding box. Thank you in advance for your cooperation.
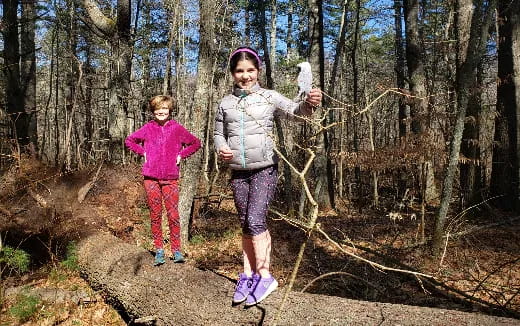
[233,83,261,98]
[151,119,171,127]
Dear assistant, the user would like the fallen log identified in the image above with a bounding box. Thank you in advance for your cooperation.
[77,232,519,326]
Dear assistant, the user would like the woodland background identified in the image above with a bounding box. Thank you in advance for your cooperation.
[0,0,519,324]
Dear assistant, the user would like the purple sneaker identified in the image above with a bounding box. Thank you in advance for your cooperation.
[232,273,256,304]
[245,274,278,306]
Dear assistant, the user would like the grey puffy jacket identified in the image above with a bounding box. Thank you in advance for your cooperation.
[214,84,313,170]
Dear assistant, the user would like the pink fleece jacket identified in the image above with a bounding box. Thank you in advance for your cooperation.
[125,119,201,180]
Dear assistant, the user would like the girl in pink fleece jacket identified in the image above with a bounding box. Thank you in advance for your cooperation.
[126,95,201,266]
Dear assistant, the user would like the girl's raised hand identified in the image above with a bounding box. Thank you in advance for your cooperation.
[219,145,234,161]
[306,88,322,107]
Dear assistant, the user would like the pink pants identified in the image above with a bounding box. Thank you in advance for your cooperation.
[144,178,181,252]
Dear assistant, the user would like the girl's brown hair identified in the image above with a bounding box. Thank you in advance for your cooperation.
[229,47,261,72]
[148,95,176,113]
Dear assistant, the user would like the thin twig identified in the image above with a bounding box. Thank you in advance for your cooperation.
[315,224,433,278]
[301,271,383,293]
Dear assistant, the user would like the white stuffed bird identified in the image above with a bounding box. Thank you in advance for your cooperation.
[296,62,312,101]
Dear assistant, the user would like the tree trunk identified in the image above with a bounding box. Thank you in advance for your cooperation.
[433,0,496,254]
[286,1,295,59]
[404,0,439,204]
[490,0,520,211]
[259,2,274,88]
[21,0,38,155]
[77,232,518,325]
[394,0,407,137]
[178,0,215,247]
[394,0,409,197]
[456,0,479,209]
[308,0,333,209]
[244,5,251,46]
[352,0,361,200]
[404,0,427,134]
[269,0,278,84]
[82,0,133,163]
[3,0,23,148]
[460,65,483,208]
[327,0,350,104]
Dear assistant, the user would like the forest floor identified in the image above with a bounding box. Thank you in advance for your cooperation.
[0,158,519,325]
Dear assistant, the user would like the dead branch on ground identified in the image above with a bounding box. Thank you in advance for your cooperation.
[77,162,104,203]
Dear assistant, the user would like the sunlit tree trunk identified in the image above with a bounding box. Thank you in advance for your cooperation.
[178,0,215,246]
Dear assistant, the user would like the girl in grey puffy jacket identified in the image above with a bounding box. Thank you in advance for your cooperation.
[214,47,322,306]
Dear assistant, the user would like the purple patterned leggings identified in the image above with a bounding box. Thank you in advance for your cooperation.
[231,165,278,236]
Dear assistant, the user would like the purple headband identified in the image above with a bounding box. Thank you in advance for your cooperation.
[229,48,262,66]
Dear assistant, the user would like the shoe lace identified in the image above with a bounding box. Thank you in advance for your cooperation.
[236,277,251,290]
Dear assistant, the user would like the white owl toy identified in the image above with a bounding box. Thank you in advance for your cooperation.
[296,62,312,101]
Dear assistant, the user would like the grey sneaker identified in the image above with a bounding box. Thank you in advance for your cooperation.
[154,249,165,266]
[245,274,278,306]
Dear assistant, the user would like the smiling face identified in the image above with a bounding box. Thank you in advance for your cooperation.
[148,95,174,125]
[232,59,259,90]
[153,107,170,123]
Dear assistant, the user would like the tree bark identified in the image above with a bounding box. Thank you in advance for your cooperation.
[269,0,278,84]
[394,0,407,138]
[352,0,361,200]
[4,0,23,148]
[259,2,274,88]
[21,0,38,154]
[404,0,427,134]
[458,0,482,209]
[286,1,295,59]
[82,0,133,163]
[433,0,497,254]
[178,0,215,247]
[404,0,439,204]
[308,0,334,209]
[490,0,520,211]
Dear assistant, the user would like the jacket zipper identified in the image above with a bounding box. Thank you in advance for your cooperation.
[240,104,246,168]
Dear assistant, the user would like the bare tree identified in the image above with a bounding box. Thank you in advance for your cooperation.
[82,0,133,161]
[178,0,216,246]
[434,0,497,254]
[490,0,520,211]
[21,0,37,155]
[404,0,439,204]
[394,0,407,138]
[3,0,21,135]
[308,0,334,209]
